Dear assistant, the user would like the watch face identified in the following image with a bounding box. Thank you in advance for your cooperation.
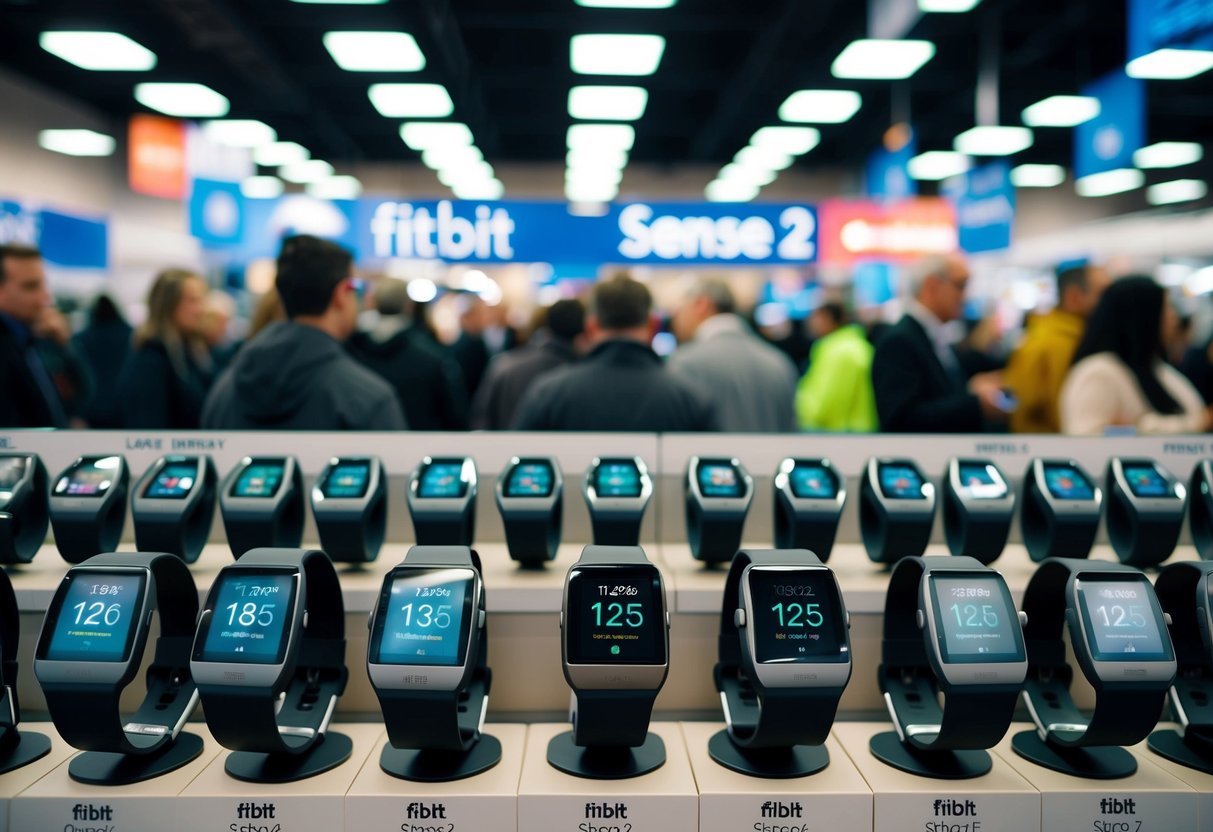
[143,459,199,500]
[747,567,849,664]
[371,567,476,666]
[1076,577,1174,662]
[566,565,666,665]
[1122,463,1174,499]
[232,460,286,498]
[505,461,555,498]
[789,463,838,499]
[55,456,121,497]
[955,462,1009,500]
[41,571,147,662]
[696,461,744,498]
[928,573,1026,664]
[878,463,927,500]
[418,461,470,499]
[0,457,28,499]
[198,570,298,664]
[594,460,643,498]
[1043,463,1095,500]
[319,460,371,499]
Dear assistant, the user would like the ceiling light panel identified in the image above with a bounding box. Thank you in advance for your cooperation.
[323,32,425,71]
[1147,179,1208,205]
[705,180,759,202]
[918,0,981,10]
[1075,168,1144,197]
[953,125,1033,156]
[1133,141,1204,169]
[566,148,629,169]
[38,129,115,157]
[749,126,820,155]
[1021,95,1100,127]
[400,122,474,150]
[203,119,277,148]
[570,34,666,76]
[831,39,935,80]
[40,31,156,71]
[567,123,636,151]
[421,145,485,170]
[574,0,677,7]
[454,180,505,200]
[1010,164,1065,188]
[254,142,309,167]
[1126,48,1213,80]
[368,84,454,118]
[134,83,229,117]
[307,176,362,200]
[908,150,971,180]
[778,90,862,124]
[241,176,284,199]
[568,86,649,121]
[735,145,794,171]
[280,160,335,183]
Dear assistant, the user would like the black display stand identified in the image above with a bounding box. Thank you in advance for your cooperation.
[379,734,502,782]
[68,732,204,785]
[0,730,51,775]
[1147,729,1213,776]
[1010,730,1137,779]
[707,729,829,778]
[546,731,665,780]
[223,732,353,783]
[868,731,992,780]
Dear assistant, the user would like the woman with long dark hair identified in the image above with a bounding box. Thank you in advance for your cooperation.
[1060,275,1211,434]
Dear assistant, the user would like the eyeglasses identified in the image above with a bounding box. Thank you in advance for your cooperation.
[348,277,368,304]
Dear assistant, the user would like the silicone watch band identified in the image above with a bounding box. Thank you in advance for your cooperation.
[414,515,475,548]
[942,486,1011,565]
[590,516,641,547]
[503,514,561,566]
[314,463,387,564]
[686,507,744,564]
[134,463,217,564]
[1154,562,1213,745]
[223,470,305,559]
[773,502,840,562]
[860,493,933,566]
[1190,463,1213,560]
[1021,472,1098,562]
[0,569,22,745]
[0,456,48,565]
[1106,478,1181,569]
[52,473,130,565]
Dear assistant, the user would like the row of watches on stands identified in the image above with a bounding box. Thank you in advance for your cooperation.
[0,545,1211,783]
[0,451,1207,570]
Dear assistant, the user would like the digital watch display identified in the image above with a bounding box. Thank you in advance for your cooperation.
[132,455,217,564]
[408,457,478,546]
[311,456,387,564]
[495,456,563,567]
[1105,458,1185,568]
[859,458,936,565]
[219,457,304,559]
[583,457,652,547]
[1021,458,1102,563]
[685,456,753,565]
[49,455,130,564]
[941,458,1015,564]
[772,458,846,560]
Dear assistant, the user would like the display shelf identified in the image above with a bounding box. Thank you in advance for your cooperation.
[1134,725,1213,829]
[0,728,75,832]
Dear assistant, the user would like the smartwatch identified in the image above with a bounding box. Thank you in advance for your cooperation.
[407,457,477,546]
[716,549,851,749]
[0,567,40,752]
[0,453,49,565]
[772,458,846,561]
[310,456,387,564]
[941,458,1016,565]
[880,556,1027,752]
[1020,558,1175,748]
[1020,458,1102,563]
[495,456,563,567]
[368,546,488,753]
[583,457,653,547]
[1189,460,1213,560]
[1105,458,1185,569]
[560,545,669,748]
[219,456,304,559]
[1153,562,1213,745]
[191,548,348,758]
[685,456,754,565]
[859,458,936,565]
[132,455,217,564]
[35,552,200,756]
[49,455,130,564]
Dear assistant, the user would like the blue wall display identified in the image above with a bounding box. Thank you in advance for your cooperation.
[0,198,108,270]
[1129,0,1213,60]
[188,179,244,246]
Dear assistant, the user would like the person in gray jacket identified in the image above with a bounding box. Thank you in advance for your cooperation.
[667,278,798,433]
[201,235,406,431]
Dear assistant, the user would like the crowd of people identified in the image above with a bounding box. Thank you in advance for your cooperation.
[2,237,1212,436]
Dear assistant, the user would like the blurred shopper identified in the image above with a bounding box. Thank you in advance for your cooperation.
[247,289,286,341]
[667,278,797,432]
[34,305,91,426]
[347,278,469,430]
[201,289,239,372]
[202,235,405,431]
[1179,333,1213,405]
[470,298,585,430]
[872,254,1007,432]
[0,244,68,427]
[795,302,877,432]
[1060,276,1211,435]
[117,270,214,430]
[450,297,492,399]
[512,274,717,432]
[71,295,132,428]
[1004,263,1109,433]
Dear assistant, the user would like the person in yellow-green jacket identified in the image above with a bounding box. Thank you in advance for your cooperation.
[796,303,878,432]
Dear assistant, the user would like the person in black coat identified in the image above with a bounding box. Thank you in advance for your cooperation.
[0,244,68,427]
[72,295,133,428]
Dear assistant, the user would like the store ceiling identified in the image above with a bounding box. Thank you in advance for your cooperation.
[0,0,1209,184]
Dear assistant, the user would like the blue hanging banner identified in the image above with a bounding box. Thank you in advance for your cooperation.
[943,161,1015,254]
[0,198,108,270]
[1129,0,1213,60]
[866,138,918,201]
[188,178,244,246]
[1074,70,1146,179]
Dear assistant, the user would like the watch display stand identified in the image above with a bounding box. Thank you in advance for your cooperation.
[379,734,503,782]
[1010,730,1137,779]
[1147,728,1213,776]
[223,731,353,783]
[868,731,992,780]
[707,729,829,778]
[0,728,51,775]
[545,731,666,779]
[68,732,203,785]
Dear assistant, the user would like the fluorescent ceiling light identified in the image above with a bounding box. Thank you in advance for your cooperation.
[749,126,820,155]
[565,181,618,203]
[1147,179,1208,205]
[1021,95,1100,128]
[574,0,676,6]
[953,125,1034,156]
[778,90,862,124]
[735,145,794,171]
[570,34,665,76]
[567,123,635,151]
[908,150,971,180]
[241,176,284,199]
[1127,48,1213,80]
[705,180,759,202]
[368,83,454,118]
[421,145,484,170]
[1075,168,1144,197]
[568,86,649,121]
[40,31,156,71]
[203,119,277,148]
[918,0,981,11]
[438,161,495,186]
[566,167,624,187]
[254,141,309,167]
[1010,163,1065,188]
[323,32,425,71]
[1133,141,1204,169]
[719,164,776,187]
[831,39,935,80]
[566,147,628,169]
[400,121,473,150]
[292,0,386,4]
[306,176,362,200]
[38,129,115,157]
[134,82,229,117]
[454,180,505,200]
[280,160,335,183]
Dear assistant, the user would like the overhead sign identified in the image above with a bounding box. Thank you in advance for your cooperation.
[128,115,188,200]
[0,199,108,270]
[943,161,1015,254]
[817,198,957,265]
[1075,70,1145,179]
[189,179,244,246]
[1129,0,1213,60]
[866,138,918,200]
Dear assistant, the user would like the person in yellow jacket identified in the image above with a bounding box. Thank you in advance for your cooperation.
[796,303,878,432]
[1004,263,1109,433]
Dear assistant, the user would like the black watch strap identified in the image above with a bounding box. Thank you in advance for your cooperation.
[590,515,641,546]
[1021,477,1099,562]
[860,496,933,565]
[503,514,561,565]
[134,462,217,564]
[0,569,21,744]
[1106,480,1182,568]
[1155,561,1213,744]
[314,466,387,564]
[413,514,475,547]
[223,471,305,559]
[943,496,1011,565]
[52,488,129,565]
[686,503,744,564]
[0,457,48,565]
[773,500,841,562]
[1189,462,1213,560]
[42,552,198,756]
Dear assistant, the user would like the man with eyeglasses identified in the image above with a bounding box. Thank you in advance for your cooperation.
[871,253,1008,433]
[202,235,406,430]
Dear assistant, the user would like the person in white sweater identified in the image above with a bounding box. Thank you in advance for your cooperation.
[1061,275,1213,435]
